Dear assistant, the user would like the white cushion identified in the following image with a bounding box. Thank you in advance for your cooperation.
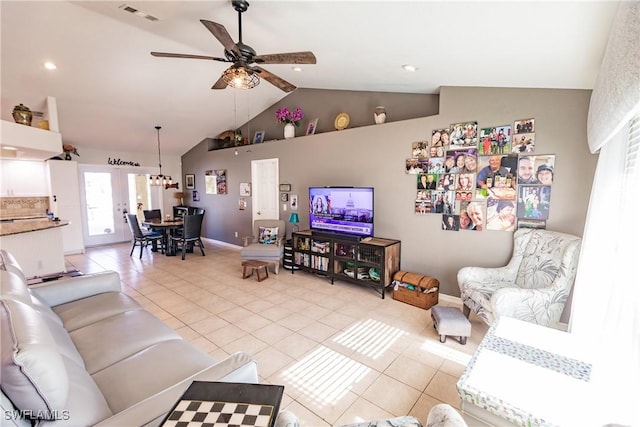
[70,309,181,374]
[0,271,32,306]
[92,339,215,413]
[0,299,69,419]
[52,291,143,332]
[62,356,113,425]
[0,250,27,283]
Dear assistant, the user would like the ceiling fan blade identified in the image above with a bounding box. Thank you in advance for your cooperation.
[211,75,228,90]
[254,51,317,65]
[200,19,241,57]
[151,52,229,62]
[255,66,296,93]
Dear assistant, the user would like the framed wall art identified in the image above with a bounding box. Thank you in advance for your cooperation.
[205,169,227,194]
[306,118,318,135]
[253,131,265,144]
[185,174,195,190]
[240,182,251,196]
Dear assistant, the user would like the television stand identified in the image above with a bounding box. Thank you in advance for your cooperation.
[311,230,363,242]
[292,230,401,299]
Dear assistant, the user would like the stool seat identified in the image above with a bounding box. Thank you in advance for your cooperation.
[242,260,270,282]
[431,305,471,345]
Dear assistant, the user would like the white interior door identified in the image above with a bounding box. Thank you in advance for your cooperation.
[251,158,279,222]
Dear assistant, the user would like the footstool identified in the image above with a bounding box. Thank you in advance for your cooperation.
[431,305,471,345]
[241,260,269,282]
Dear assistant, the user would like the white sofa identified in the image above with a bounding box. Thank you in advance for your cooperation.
[0,250,258,426]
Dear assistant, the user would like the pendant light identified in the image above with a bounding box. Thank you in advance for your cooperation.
[150,125,172,187]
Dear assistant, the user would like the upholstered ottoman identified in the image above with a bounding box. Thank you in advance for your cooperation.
[431,306,471,345]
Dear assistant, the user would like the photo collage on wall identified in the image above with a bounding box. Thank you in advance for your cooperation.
[406,118,553,231]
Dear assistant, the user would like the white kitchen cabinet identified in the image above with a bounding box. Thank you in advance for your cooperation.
[0,159,48,196]
[46,160,85,254]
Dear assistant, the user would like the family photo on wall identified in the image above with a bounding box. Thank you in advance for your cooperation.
[406,118,556,232]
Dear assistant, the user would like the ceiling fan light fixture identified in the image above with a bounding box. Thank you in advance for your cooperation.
[223,66,260,89]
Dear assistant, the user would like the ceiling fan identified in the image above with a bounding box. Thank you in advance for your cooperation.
[151,0,316,92]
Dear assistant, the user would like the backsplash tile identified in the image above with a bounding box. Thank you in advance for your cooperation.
[0,197,49,219]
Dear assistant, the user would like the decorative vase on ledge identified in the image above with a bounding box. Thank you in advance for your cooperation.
[374,106,386,124]
[12,104,33,126]
[284,123,295,139]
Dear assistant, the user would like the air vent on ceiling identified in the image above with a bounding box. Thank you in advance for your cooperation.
[119,4,159,22]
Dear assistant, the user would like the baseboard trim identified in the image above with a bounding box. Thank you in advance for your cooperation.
[203,237,242,250]
[439,293,462,304]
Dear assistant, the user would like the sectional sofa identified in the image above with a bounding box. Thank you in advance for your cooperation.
[0,250,258,426]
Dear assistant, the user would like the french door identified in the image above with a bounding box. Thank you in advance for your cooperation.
[79,165,161,247]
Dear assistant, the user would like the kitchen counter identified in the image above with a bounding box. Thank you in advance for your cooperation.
[0,219,69,278]
[0,218,69,237]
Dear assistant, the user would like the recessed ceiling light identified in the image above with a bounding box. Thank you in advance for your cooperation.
[292,67,303,72]
[402,64,418,72]
[2,146,18,151]
[44,62,57,70]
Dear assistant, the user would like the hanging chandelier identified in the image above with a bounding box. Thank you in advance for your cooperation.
[150,125,172,187]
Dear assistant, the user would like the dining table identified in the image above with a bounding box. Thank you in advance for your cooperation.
[142,219,183,256]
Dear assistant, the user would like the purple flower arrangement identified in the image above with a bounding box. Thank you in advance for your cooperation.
[275,107,304,127]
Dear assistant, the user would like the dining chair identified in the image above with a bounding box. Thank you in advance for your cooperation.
[126,214,164,258]
[142,209,162,231]
[142,209,162,221]
[170,214,205,260]
[173,206,188,220]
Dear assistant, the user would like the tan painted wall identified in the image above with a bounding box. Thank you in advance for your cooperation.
[182,86,597,297]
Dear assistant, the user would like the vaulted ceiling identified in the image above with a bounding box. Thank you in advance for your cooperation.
[1,1,619,156]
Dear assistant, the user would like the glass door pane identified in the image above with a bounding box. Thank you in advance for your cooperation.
[80,167,130,247]
[85,172,115,237]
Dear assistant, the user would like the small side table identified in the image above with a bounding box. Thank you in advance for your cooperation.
[242,260,270,282]
[283,239,298,272]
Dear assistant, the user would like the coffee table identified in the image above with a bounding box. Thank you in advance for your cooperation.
[457,317,596,426]
[161,381,284,427]
[242,260,270,282]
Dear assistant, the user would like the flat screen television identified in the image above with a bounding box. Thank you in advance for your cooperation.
[308,187,374,238]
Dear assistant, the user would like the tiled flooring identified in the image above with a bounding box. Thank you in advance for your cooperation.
[65,240,489,426]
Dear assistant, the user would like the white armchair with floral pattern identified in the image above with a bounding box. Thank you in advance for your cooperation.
[457,228,581,328]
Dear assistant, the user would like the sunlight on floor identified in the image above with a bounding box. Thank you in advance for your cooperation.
[420,339,472,366]
[282,346,370,406]
[332,318,408,359]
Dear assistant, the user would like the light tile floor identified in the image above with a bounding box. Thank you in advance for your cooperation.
[65,240,489,426]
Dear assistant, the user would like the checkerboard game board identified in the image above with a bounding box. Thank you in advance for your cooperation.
[160,381,284,427]
[162,400,274,427]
